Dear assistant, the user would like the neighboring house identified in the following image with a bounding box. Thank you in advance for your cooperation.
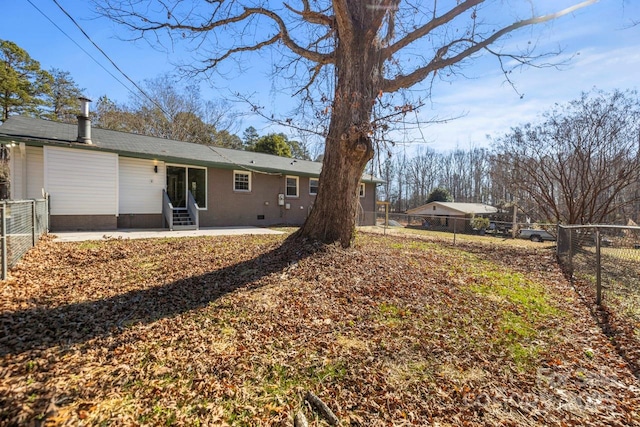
[406,201,498,232]
[0,107,381,232]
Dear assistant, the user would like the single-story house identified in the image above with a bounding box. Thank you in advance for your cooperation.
[0,107,381,232]
[406,201,498,232]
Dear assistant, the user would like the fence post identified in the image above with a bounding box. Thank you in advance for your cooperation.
[568,227,573,267]
[46,193,50,233]
[453,217,457,245]
[1,203,6,281]
[595,228,602,305]
[384,204,388,236]
[31,200,36,246]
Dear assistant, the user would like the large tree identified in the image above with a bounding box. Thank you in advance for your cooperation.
[493,89,640,225]
[99,0,597,247]
[426,187,453,204]
[46,68,84,123]
[93,95,137,130]
[0,39,52,122]
[94,74,240,146]
[252,133,293,157]
[212,129,243,149]
[242,126,260,151]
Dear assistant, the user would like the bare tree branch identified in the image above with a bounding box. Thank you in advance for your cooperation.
[100,2,334,64]
[284,1,334,26]
[494,89,640,225]
[382,0,598,93]
[383,0,482,58]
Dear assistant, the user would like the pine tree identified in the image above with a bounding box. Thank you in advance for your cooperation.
[0,39,52,122]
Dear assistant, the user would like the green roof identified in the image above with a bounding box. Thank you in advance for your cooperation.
[0,116,383,183]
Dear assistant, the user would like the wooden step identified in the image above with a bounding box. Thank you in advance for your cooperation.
[172,210,195,229]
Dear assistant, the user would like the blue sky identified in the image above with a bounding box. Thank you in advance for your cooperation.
[1,1,639,153]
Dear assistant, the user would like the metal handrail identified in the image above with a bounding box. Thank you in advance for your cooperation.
[187,191,200,229]
[162,189,174,231]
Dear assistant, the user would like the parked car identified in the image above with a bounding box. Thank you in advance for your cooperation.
[487,222,510,235]
[518,228,556,242]
[377,219,404,227]
[573,230,613,247]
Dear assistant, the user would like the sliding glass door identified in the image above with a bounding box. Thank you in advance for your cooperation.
[166,165,206,209]
[167,166,186,208]
[188,168,206,208]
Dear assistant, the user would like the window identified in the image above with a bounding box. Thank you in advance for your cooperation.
[286,175,299,197]
[234,170,251,192]
[359,182,366,198]
[309,178,319,195]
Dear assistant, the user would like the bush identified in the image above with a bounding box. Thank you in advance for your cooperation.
[471,216,490,231]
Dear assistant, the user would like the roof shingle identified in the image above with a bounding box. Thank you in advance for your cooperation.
[0,116,383,182]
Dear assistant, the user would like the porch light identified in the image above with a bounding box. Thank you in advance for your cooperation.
[154,165,158,173]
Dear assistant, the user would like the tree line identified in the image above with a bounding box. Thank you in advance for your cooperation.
[0,39,314,160]
[377,89,640,226]
[377,146,491,212]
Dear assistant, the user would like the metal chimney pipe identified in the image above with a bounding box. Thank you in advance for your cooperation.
[77,97,92,144]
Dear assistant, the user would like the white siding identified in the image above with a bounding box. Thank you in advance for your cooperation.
[45,146,118,215]
[119,157,165,214]
[9,146,24,199]
[420,206,459,216]
[26,146,44,199]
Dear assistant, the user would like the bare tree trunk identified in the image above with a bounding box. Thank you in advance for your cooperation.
[294,11,378,247]
[295,132,373,246]
[295,85,375,246]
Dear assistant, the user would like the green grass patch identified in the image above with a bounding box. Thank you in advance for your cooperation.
[466,269,560,371]
[307,359,348,384]
[377,302,412,327]
[76,241,104,250]
[379,236,563,373]
[470,270,559,318]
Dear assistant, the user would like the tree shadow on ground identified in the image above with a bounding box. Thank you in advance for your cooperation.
[0,237,321,358]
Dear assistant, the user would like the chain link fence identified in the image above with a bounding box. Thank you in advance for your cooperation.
[1,198,49,279]
[557,224,640,305]
[361,211,555,241]
[557,224,640,373]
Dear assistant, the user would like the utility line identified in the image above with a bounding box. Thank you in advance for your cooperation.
[25,0,139,103]
[33,0,281,175]
[33,0,168,114]
[48,0,156,107]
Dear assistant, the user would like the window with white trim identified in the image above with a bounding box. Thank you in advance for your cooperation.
[309,178,319,195]
[286,175,299,197]
[234,170,251,192]
[359,182,366,198]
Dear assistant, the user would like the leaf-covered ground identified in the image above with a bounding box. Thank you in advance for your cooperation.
[1,232,639,426]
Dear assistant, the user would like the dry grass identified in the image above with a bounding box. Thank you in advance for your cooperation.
[358,225,556,249]
[1,232,639,426]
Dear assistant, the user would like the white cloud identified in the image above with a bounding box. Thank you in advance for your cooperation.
[403,29,640,154]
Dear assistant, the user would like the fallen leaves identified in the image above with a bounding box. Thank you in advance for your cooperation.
[0,232,638,426]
